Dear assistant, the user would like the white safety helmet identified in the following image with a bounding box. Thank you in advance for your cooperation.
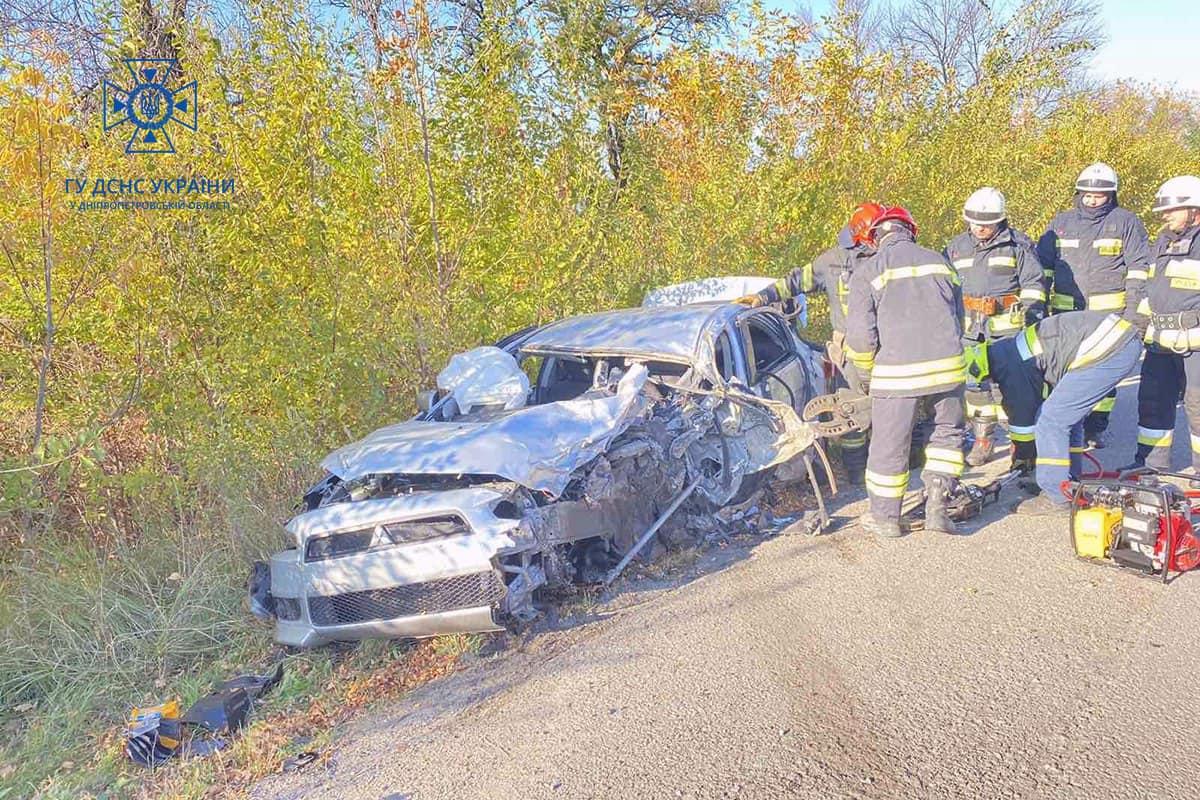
[1152,175,1200,213]
[1075,162,1119,193]
[963,187,1007,225]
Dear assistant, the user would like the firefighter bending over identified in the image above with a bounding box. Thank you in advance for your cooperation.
[967,311,1142,516]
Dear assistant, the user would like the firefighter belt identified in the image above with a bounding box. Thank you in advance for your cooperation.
[963,293,1020,316]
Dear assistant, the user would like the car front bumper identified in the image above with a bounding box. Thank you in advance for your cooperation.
[261,488,518,648]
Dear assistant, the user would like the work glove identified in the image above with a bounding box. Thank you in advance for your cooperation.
[734,293,766,308]
[1123,307,1150,340]
[1023,303,1045,327]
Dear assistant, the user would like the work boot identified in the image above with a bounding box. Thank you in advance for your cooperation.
[1012,494,1070,517]
[966,436,994,467]
[1010,456,1035,475]
[923,474,960,534]
[965,420,997,467]
[861,512,904,538]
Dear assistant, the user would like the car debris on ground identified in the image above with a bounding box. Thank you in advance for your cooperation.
[124,663,283,767]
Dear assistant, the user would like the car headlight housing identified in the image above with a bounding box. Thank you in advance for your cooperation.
[303,515,470,562]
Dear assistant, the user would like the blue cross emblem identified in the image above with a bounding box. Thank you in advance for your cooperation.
[102,59,197,154]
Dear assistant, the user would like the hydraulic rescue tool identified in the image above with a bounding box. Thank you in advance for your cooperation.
[1068,469,1200,583]
[802,389,871,438]
[902,469,1022,530]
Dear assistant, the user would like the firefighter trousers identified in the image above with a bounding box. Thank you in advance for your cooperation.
[866,388,965,521]
[1136,348,1200,470]
[1036,336,1142,501]
[1051,299,1117,437]
[833,361,868,476]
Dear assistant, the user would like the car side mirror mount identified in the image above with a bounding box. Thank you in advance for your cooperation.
[416,388,437,413]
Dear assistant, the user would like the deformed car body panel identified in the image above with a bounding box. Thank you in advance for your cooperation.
[520,304,734,386]
[259,292,831,649]
[320,365,650,497]
[271,487,518,648]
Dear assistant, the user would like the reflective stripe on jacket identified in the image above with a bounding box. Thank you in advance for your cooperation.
[846,230,965,398]
[1012,310,1137,387]
[1037,198,1151,317]
[1139,223,1200,350]
[761,243,865,334]
[945,225,1046,341]
[990,310,1140,457]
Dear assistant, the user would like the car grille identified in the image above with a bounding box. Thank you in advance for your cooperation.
[307,571,507,626]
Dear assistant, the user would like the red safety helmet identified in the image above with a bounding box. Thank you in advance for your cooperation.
[868,205,918,243]
[848,202,886,245]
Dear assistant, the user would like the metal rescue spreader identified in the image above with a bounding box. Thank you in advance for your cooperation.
[801,389,871,438]
[1068,469,1200,582]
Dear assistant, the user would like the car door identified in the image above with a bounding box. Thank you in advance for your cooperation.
[737,310,813,411]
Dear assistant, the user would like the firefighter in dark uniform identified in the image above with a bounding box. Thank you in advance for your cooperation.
[1130,176,1200,473]
[737,203,883,484]
[846,205,967,537]
[944,187,1047,467]
[965,310,1142,515]
[1038,162,1152,446]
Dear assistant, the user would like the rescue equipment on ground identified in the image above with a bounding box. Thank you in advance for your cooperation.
[1068,469,1200,583]
[903,470,1023,531]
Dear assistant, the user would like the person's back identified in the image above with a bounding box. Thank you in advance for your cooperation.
[849,230,964,397]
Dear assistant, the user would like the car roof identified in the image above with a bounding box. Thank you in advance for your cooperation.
[519,302,743,363]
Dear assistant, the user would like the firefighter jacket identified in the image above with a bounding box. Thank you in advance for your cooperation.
[1037,196,1151,316]
[943,224,1047,339]
[1134,222,1200,350]
[845,229,965,398]
[990,310,1138,456]
[760,242,864,335]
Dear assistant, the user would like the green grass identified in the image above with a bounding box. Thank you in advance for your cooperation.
[0,470,492,800]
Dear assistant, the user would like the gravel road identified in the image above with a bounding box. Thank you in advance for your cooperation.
[254,383,1200,800]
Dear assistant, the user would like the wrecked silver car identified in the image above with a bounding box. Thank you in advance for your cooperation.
[251,290,830,648]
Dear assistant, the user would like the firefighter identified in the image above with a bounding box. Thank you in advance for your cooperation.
[1130,175,1200,473]
[944,187,1047,467]
[736,202,883,484]
[965,311,1142,515]
[1037,162,1152,447]
[846,205,967,537]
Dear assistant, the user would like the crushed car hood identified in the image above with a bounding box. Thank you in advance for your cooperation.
[320,365,650,497]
